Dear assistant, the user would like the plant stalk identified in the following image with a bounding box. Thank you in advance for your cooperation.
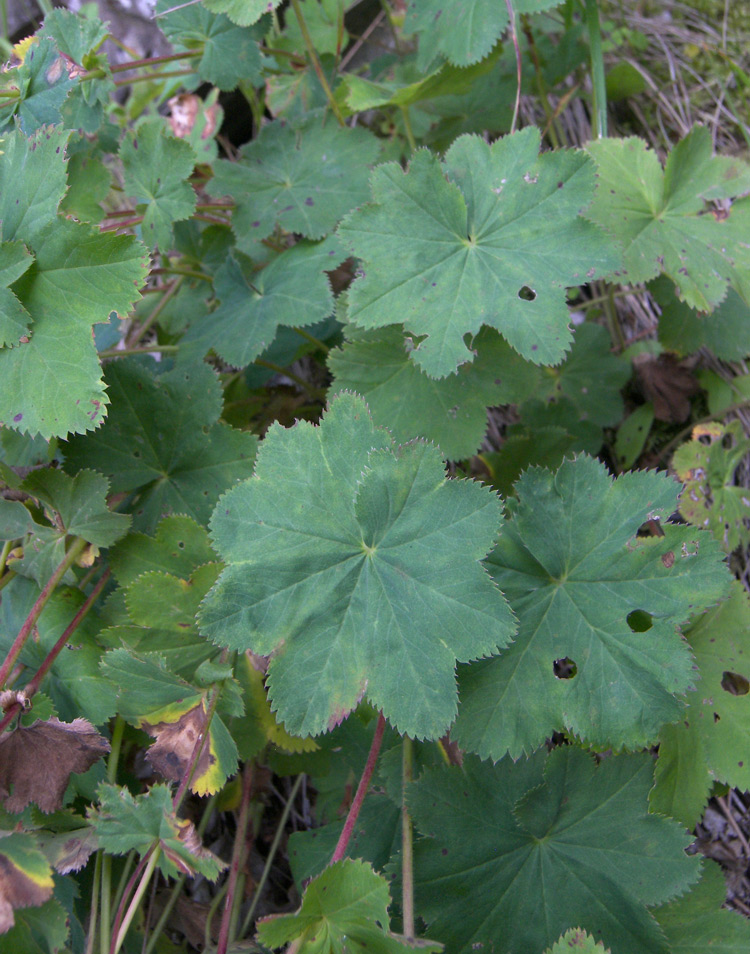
[216,763,254,954]
[330,713,387,864]
[0,536,87,691]
[401,736,415,939]
[289,0,346,126]
[584,0,607,138]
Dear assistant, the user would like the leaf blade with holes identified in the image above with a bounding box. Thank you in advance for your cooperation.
[199,392,514,739]
[339,130,620,377]
[410,748,698,954]
[454,454,730,760]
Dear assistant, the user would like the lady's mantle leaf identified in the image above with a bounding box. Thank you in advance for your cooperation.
[207,115,380,251]
[0,241,33,347]
[339,129,620,378]
[199,391,514,739]
[410,748,698,954]
[0,718,110,813]
[91,783,225,880]
[258,858,442,953]
[184,236,345,367]
[0,833,54,934]
[157,0,262,90]
[585,127,750,311]
[22,468,131,548]
[650,583,750,827]
[201,0,281,27]
[63,360,257,533]
[672,420,750,553]
[101,649,238,795]
[547,929,610,953]
[120,120,198,251]
[328,326,538,460]
[454,454,730,760]
[653,863,750,952]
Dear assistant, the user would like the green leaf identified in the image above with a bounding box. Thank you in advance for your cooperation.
[339,130,620,377]
[91,782,225,879]
[614,403,654,471]
[0,37,75,134]
[653,863,750,953]
[207,115,380,250]
[454,454,730,759]
[410,748,699,954]
[1,218,149,439]
[59,153,111,224]
[156,0,262,89]
[62,360,258,533]
[672,420,750,552]
[120,120,198,251]
[0,126,69,246]
[184,236,344,367]
[276,0,347,58]
[101,648,238,795]
[199,391,515,739]
[585,127,750,311]
[108,515,218,588]
[546,929,610,953]
[22,468,131,548]
[530,322,630,427]
[406,0,508,69]
[651,583,750,827]
[3,894,70,954]
[0,241,33,348]
[258,858,441,953]
[652,276,750,361]
[200,0,281,27]
[328,326,538,460]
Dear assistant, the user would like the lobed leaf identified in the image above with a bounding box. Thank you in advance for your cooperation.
[454,454,730,759]
[199,391,515,739]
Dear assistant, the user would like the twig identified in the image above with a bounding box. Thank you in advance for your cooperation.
[216,763,254,954]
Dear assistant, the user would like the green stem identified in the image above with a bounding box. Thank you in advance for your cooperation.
[289,0,345,126]
[0,538,12,576]
[0,571,16,593]
[99,345,180,359]
[0,536,87,690]
[253,358,324,398]
[113,69,197,88]
[504,0,522,134]
[150,266,212,282]
[400,106,417,152]
[110,852,136,931]
[584,0,607,138]
[126,277,182,348]
[401,736,415,939]
[85,851,101,954]
[293,326,330,354]
[239,773,304,939]
[112,848,161,954]
[100,715,126,954]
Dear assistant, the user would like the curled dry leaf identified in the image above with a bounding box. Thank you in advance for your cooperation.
[633,352,699,423]
[0,834,54,934]
[0,718,110,813]
[143,703,210,785]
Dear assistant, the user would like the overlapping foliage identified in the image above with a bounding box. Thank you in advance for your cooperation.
[1,1,750,953]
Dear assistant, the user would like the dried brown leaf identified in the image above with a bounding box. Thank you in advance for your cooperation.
[143,704,212,785]
[0,718,110,813]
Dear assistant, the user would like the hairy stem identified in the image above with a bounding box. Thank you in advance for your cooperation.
[330,712,387,864]
[112,848,160,954]
[401,736,415,939]
[0,536,87,691]
[216,763,254,954]
[289,0,346,126]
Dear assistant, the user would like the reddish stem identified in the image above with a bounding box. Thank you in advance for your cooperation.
[330,713,386,865]
[109,849,153,954]
[216,763,254,954]
[0,569,111,734]
[0,537,87,691]
[100,216,144,233]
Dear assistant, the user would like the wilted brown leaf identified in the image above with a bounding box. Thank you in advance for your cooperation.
[143,704,213,785]
[633,352,699,422]
[0,849,53,934]
[0,718,110,813]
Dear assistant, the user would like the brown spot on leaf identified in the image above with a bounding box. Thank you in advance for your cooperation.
[0,718,110,813]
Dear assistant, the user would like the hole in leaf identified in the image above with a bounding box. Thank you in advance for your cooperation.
[714,712,720,722]
[721,671,750,696]
[177,541,185,549]
[518,285,536,301]
[627,609,653,632]
[553,657,577,679]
